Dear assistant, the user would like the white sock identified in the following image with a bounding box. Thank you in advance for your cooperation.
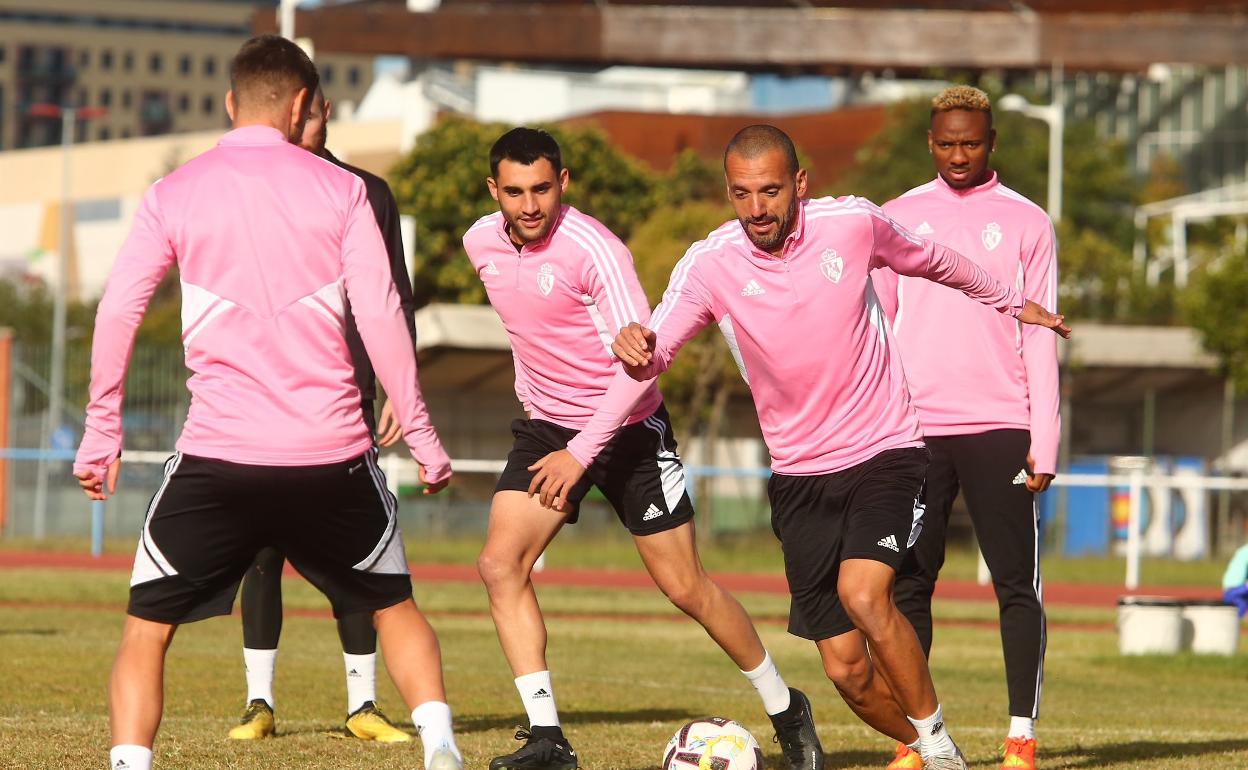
[1008,716,1036,740]
[908,705,957,759]
[741,652,791,715]
[907,738,921,753]
[343,652,377,714]
[515,670,560,727]
[412,700,461,766]
[242,647,276,709]
[109,745,152,770]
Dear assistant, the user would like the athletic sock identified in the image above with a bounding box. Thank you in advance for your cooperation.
[242,647,277,709]
[412,701,461,766]
[908,705,957,759]
[1007,716,1036,741]
[342,652,377,714]
[109,745,152,770]
[515,670,560,728]
[741,651,791,715]
[907,738,921,753]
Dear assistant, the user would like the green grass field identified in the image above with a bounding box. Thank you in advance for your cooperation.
[1,565,1246,769]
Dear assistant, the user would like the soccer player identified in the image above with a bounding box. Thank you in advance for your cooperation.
[588,125,1069,770]
[227,85,416,744]
[72,36,461,770]
[465,128,822,770]
[872,86,1058,770]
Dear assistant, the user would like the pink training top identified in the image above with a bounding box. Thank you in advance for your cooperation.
[571,196,1024,475]
[462,205,662,465]
[874,173,1060,474]
[74,125,450,483]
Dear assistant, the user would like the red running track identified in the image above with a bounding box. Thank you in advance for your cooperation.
[0,550,1221,607]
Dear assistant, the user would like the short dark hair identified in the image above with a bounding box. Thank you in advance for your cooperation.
[490,127,562,177]
[724,124,799,176]
[229,35,318,112]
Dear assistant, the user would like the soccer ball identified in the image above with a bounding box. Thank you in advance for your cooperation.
[662,717,763,770]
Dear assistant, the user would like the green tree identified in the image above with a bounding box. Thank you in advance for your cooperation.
[627,201,738,438]
[1182,240,1248,390]
[389,116,658,306]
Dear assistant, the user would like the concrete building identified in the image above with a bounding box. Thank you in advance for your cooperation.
[0,0,375,150]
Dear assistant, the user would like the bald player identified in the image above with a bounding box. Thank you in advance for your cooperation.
[547,125,1070,770]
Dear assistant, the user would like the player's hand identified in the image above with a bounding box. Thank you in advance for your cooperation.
[1025,453,1054,493]
[527,449,583,512]
[418,464,449,495]
[75,459,121,501]
[612,323,657,371]
[1017,300,1071,339]
[376,400,402,447]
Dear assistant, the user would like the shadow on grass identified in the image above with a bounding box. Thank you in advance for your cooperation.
[1037,738,1248,768]
[456,708,695,734]
[0,628,58,636]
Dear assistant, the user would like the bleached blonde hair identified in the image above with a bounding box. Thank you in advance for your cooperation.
[931,85,992,122]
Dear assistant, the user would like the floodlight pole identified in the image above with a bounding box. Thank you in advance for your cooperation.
[32,107,76,540]
[280,0,297,40]
[1001,62,1065,222]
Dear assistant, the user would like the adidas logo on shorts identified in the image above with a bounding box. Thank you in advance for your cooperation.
[877,534,900,552]
[642,503,664,521]
[1012,469,1029,485]
[741,280,766,296]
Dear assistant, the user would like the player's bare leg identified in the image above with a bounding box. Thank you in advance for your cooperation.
[636,520,824,770]
[633,520,765,669]
[109,616,177,768]
[478,490,578,769]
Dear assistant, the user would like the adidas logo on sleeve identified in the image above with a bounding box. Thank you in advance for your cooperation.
[483,260,501,275]
[877,534,900,552]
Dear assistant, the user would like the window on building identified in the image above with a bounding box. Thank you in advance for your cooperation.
[124,52,134,71]
[121,128,131,139]
[149,53,162,74]
[322,65,335,85]
[349,66,361,87]
[0,46,6,65]
[178,93,190,114]
[79,50,89,68]
[100,88,112,108]
[122,90,132,109]
[204,57,216,77]
[77,88,88,107]
[100,49,113,70]
[179,55,191,75]
[99,126,111,141]
[139,91,172,136]
[202,94,214,115]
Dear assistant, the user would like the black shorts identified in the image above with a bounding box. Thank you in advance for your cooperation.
[495,403,695,536]
[768,447,929,641]
[127,449,411,624]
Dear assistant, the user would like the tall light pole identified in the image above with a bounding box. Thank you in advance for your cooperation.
[280,0,297,39]
[27,103,106,539]
[999,62,1065,222]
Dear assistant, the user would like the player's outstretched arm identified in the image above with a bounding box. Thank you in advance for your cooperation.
[1017,300,1071,338]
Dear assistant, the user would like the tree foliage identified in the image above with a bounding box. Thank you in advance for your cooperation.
[1182,241,1248,391]
[389,116,659,306]
[627,201,739,437]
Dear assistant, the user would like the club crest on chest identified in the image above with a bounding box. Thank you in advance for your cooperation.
[982,222,1003,251]
[537,263,555,296]
[820,249,843,283]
